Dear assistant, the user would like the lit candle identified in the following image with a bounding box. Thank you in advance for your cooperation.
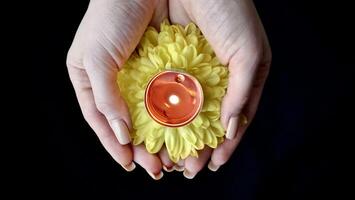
[145,70,204,127]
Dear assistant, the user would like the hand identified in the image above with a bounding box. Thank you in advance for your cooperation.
[160,0,272,178]
[66,0,168,180]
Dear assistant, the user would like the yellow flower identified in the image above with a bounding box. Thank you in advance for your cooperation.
[117,20,228,163]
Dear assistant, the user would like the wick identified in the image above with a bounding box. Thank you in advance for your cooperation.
[176,74,185,83]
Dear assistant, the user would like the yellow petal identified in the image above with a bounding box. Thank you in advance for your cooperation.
[158,31,174,44]
[146,130,164,154]
[202,99,220,112]
[165,128,177,157]
[211,121,226,137]
[193,65,212,80]
[182,45,197,64]
[189,54,205,67]
[132,110,150,128]
[206,74,220,86]
[176,34,187,47]
[180,142,191,159]
[192,114,203,127]
[204,86,226,99]
[133,134,145,145]
[201,42,214,55]
[190,148,198,157]
[185,23,200,35]
[144,27,159,45]
[148,52,164,69]
[205,111,220,121]
[200,114,210,129]
[186,34,198,47]
[205,129,218,148]
[178,126,197,145]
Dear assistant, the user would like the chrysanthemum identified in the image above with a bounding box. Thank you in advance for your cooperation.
[117,20,228,163]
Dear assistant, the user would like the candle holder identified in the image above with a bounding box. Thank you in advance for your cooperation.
[145,70,203,127]
[117,20,229,162]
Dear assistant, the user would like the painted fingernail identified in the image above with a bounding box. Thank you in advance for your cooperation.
[173,165,185,172]
[147,171,164,180]
[183,169,196,179]
[207,161,220,172]
[226,116,239,140]
[110,119,131,145]
[121,162,136,172]
[163,165,174,172]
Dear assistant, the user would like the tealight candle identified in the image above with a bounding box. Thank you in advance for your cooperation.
[145,70,204,127]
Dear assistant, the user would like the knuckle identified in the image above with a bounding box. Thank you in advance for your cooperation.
[82,110,97,125]
[96,102,112,115]
[66,52,83,69]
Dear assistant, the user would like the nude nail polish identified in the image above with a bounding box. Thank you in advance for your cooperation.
[183,169,196,179]
[207,161,220,172]
[226,116,239,139]
[163,165,174,172]
[147,170,164,180]
[121,162,136,172]
[111,119,131,145]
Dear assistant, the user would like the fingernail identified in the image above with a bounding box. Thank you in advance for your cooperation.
[147,171,164,180]
[121,162,136,172]
[183,169,196,179]
[173,165,184,172]
[207,161,220,172]
[173,160,184,171]
[111,119,131,145]
[226,116,239,140]
[163,165,174,172]
[173,160,185,172]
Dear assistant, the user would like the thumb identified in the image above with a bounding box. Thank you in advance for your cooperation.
[84,50,132,145]
[221,47,260,140]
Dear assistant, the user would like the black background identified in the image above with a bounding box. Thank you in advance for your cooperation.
[33,0,354,199]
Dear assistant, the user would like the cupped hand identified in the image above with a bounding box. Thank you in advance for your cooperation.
[160,0,272,178]
[66,0,168,180]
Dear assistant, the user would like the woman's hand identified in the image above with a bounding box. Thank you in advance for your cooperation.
[66,0,168,180]
[161,0,272,178]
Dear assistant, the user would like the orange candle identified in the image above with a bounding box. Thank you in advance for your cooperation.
[145,70,204,127]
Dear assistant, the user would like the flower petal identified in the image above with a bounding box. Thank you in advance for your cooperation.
[178,126,197,145]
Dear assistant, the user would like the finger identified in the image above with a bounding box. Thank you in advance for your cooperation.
[169,0,192,26]
[209,61,271,171]
[150,0,169,30]
[208,131,242,172]
[208,85,263,171]
[158,146,175,172]
[221,27,271,140]
[173,159,185,172]
[220,48,260,140]
[183,147,212,179]
[83,50,132,145]
[67,66,134,171]
[133,145,163,180]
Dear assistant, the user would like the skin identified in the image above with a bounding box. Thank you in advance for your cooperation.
[67,0,271,179]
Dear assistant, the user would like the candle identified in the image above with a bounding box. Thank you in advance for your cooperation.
[145,70,204,127]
